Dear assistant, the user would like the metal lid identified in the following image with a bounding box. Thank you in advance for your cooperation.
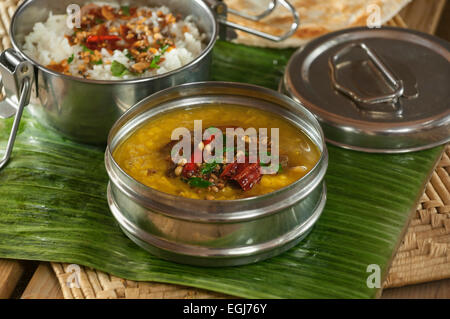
[282,27,450,153]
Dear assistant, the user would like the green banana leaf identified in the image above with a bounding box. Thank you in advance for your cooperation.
[0,40,443,298]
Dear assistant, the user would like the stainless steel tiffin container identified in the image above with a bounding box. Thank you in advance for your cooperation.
[0,0,299,169]
[105,82,328,266]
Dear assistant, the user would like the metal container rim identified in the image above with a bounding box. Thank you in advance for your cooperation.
[105,81,329,222]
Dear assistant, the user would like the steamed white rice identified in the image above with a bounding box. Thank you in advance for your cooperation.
[22,3,206,80]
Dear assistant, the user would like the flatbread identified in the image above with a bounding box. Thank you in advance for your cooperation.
[224,0,411,48]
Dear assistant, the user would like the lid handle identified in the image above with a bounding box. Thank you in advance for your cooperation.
[329,42,416,111]
[207,0,300,42]
[227,0,277,21]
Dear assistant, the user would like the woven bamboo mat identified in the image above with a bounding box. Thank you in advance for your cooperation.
[384,145,450,288]
[0,0,449,298]
[51,263,229,299]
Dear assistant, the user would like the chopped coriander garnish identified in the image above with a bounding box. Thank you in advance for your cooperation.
[138,45,151,53]
[111,60,130,77]
[67,54,74,64]
[150,55,161,69]
[125,52,135,61]
[121,5,130,16]
[207,126,220,133]
[94,18,105,24]
[187,177,212,188]
[148,45,169,69]
[160,44,169,54]
[200,162,217,175]
[92,59,103,65]
[82,45,94,54]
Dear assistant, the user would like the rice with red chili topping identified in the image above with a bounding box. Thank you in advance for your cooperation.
[23,3,206,80]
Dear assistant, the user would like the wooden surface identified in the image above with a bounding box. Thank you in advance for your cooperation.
[382,279,450,299]
[0,260,25,298]
[399,0,447,34]
[21,263,63,299]
[0,0,449,299]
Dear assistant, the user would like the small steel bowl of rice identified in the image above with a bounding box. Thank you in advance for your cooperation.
[1,0,217,144]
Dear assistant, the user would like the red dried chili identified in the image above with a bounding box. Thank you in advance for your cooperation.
[220,160,261,191]
[232,162,261,191]
[220,163,239,180]
[86,35,121,43]
[182,150,202,178]
[203,135,215,146]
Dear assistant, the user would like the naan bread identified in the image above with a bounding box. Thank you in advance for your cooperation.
[224,0,411,48]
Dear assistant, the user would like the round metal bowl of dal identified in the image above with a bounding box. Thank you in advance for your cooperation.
[105,82,328,266]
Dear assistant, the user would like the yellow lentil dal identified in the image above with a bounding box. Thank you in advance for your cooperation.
[113,105,320,200]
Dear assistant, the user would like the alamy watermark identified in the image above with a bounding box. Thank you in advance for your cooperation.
[66,264,81,289]
[66,4,81,29]
[366,4,382,28]
[170,121,280,174]
[366,264,381,288]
